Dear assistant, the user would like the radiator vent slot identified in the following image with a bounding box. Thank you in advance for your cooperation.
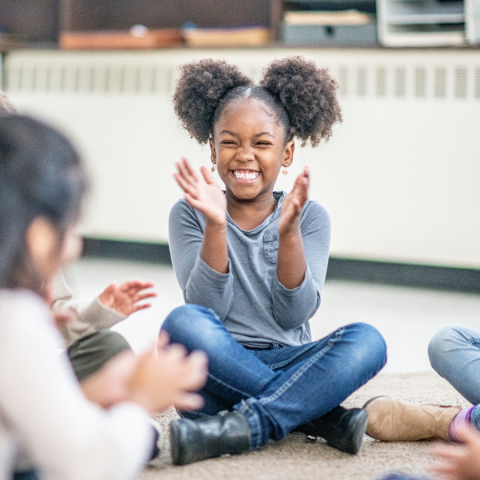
[394,67,406,97]
[455,67,468,98]
[414,68,427,98]
[434,68,447,98]
[375,67,387,97]
[338,67,348,97]
[357,67,368,97]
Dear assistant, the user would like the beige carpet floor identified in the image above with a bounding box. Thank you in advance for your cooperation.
[142,372,472,480]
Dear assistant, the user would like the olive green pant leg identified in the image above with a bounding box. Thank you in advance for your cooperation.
[67,330,131,381]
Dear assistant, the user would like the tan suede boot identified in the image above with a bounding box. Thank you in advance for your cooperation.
[363,396,462,441]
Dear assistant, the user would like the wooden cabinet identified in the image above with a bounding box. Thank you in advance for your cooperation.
[0,0,59,44]
[0,0,275,47]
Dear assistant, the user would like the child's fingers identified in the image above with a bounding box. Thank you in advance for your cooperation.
[130,303,152,313]
[184,350,208,388]
[184,194,207,213]
[429,462,457,479]
[431,443,466,463]
[133,292,157,303]
[121,280,155,291]
[173,172,189,193]
[173,392,205,412]
[176,160,198,187]
[165,343,189,360]
[174,172,199,197]
[454,423,480,444]
[158,330,170,349]
[200,165,216,185]
[181,157,199,181]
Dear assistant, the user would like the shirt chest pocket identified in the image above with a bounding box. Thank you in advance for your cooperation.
[263,233,279,264]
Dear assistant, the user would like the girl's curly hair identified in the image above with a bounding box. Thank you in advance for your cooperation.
[173,56,342,147]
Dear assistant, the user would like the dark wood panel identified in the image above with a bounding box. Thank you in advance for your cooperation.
[0,0,59,41]
[62,0,272,31]
[60,1,110,31]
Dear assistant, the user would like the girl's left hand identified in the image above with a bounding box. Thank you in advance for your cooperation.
[278,167,309,237]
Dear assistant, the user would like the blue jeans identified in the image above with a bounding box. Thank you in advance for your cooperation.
[162,305,387,449]
[429,324,480,429]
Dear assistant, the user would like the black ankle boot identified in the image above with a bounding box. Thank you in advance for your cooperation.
[295,406,368,455]
[170,411,251,465]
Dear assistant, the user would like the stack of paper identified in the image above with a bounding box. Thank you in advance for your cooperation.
[284,10,374,26]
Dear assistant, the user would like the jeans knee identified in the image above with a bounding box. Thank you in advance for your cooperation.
[428,324,463,374]
[161,304,219,345]
[347,323,387,369]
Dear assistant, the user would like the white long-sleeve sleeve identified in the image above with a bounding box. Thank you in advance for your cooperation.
[0,289,153,480]
[51,270,126,346]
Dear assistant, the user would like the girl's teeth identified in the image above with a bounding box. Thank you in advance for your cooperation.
[234,171,258,180]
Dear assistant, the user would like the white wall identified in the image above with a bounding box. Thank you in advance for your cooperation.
[4,48,480,268]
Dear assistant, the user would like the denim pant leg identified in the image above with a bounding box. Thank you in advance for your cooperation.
[428,325,480,405]
[161,305,281,415]
[234,323,387,448]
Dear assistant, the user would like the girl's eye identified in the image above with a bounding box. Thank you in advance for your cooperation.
[222,140,236,145]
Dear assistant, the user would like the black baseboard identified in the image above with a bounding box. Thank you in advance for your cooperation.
[81,238,480,293]
[82,238,172,264]
[327,258,480,293]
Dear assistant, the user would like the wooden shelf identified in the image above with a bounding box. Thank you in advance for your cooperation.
[0,0,276,46]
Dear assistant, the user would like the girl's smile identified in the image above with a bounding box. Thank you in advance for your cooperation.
[231,169,260,182]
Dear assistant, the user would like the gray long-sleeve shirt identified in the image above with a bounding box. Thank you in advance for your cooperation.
[168,191,331,348]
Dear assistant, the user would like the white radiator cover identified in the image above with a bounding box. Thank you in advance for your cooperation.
[4,49,480,268]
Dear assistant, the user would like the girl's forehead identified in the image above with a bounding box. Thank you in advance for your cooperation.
[215,98,278,130]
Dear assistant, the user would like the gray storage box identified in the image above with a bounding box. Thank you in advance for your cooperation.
[282,22,377,46]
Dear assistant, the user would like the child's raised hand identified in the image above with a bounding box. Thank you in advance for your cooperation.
[174,157,227,227]
[99,280,157,316]
[278,167,309,237]
[430,424,480,480]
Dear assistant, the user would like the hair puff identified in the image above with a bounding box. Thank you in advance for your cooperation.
[173,59,252,144]
[260,56,342,147]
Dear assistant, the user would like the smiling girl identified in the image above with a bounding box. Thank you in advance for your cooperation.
[163,56,387,465]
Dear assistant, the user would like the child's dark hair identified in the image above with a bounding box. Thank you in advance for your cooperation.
[173,56,342,147]
[0,115,87,291]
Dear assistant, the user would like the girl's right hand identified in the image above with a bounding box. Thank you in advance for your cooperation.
[174,157,227,227]
[126,331,208,414]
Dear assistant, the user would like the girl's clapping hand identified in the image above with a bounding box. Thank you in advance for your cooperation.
[174,157,227,227]
[278,167,309,237]
[430,424,480,480]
